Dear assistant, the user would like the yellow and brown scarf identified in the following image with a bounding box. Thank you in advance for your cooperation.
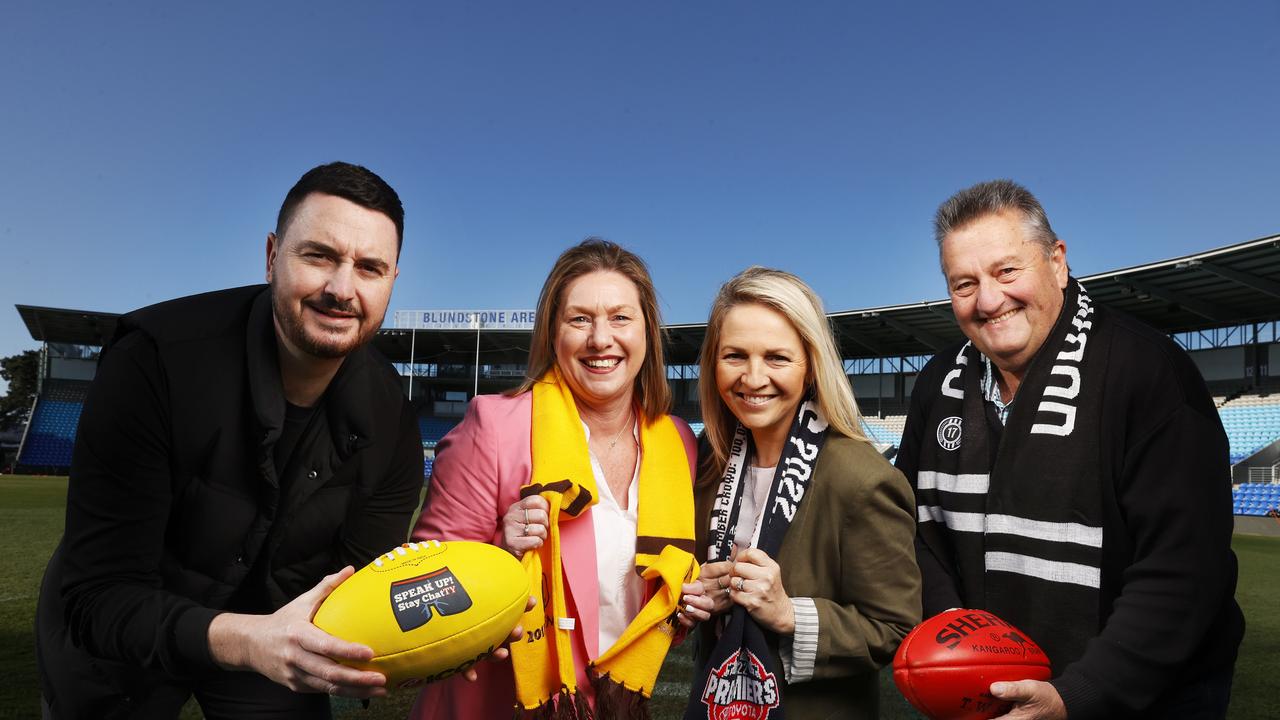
[510,368,698,719]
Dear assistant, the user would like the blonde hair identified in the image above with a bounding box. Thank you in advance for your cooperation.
[698,267,867,480]
[511,238,671,422]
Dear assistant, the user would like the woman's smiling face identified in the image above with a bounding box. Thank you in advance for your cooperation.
[714,302,809,448]
[553,270,647,411]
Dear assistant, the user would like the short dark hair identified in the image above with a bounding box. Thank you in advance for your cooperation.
[934,179,1058,255]
[276,162,405,251]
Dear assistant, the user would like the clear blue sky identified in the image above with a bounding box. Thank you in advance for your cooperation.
[2,2,1277,390]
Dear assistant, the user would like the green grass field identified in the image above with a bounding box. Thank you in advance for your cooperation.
[5,475,1278,720]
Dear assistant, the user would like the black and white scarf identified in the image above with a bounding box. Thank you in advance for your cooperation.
[914,279,1110,670]
[684,399,828,720]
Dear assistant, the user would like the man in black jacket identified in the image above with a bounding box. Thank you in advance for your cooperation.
[896,179,1242,719]
[37,162,425,718]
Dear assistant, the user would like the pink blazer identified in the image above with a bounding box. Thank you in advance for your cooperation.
[408,392,696,720]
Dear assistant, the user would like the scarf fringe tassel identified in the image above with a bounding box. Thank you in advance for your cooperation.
[510,676,651,720]
[514,686,596,720]
[591,672,650,720]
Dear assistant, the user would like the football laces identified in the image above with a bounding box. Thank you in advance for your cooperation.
[373,539,442,567]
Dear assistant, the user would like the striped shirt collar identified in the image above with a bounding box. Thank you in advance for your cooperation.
[980,354,1013,425]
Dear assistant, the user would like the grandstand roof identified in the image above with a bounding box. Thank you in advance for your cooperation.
[16,304,119,348]
[16,233,1280,365]
[666,232,1280,363]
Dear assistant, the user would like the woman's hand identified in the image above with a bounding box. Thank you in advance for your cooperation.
[501,496,549,558]
[700,560,737,615]
[729,548,795,634]
[678,582,712,627]
[679,559,736,627]
[686,559,736,620]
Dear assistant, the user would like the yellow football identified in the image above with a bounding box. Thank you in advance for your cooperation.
[313,539,528,689]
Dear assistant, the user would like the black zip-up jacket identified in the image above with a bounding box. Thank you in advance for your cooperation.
[36,285,423,717]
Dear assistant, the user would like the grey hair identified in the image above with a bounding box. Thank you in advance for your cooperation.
[934,179,1059,257]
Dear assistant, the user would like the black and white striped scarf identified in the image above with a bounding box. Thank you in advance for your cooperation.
[914,279,1108,670]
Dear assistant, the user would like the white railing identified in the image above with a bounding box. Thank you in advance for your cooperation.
[12,394,40,469]
[1247,463,1280,484]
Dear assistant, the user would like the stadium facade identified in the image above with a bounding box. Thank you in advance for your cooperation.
[11,234,1280,523]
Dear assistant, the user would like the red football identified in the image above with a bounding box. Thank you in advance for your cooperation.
[893,609,1052,720]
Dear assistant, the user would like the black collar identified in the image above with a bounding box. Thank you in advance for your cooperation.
[245,288,377,459]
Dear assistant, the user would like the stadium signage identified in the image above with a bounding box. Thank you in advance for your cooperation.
[392,309,536,330]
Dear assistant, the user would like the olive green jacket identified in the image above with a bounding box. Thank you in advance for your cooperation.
[693,435,922,720]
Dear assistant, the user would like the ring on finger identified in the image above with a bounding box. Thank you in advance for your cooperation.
[524,524,535,536]
[735,577,746,592]
[524,507,531,524]
[717,576,727,590]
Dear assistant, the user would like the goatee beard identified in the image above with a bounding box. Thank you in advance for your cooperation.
[271,289,373,360]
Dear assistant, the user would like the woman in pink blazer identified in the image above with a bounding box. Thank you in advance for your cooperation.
[408,239,698,720]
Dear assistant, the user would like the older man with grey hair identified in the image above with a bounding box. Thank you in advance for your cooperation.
[895,179,1242,719]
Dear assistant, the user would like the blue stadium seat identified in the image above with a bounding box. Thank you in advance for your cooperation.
[859,421,898,446]
[1217,401,1280,462]
[17,381,91,470]
[1232,482,1280,516]
[418,416,461,448]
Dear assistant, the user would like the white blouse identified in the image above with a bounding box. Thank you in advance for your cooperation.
[584,422,645,656]
[732,464,777,552]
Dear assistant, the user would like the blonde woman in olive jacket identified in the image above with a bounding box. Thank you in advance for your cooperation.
[682,267,921,720]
